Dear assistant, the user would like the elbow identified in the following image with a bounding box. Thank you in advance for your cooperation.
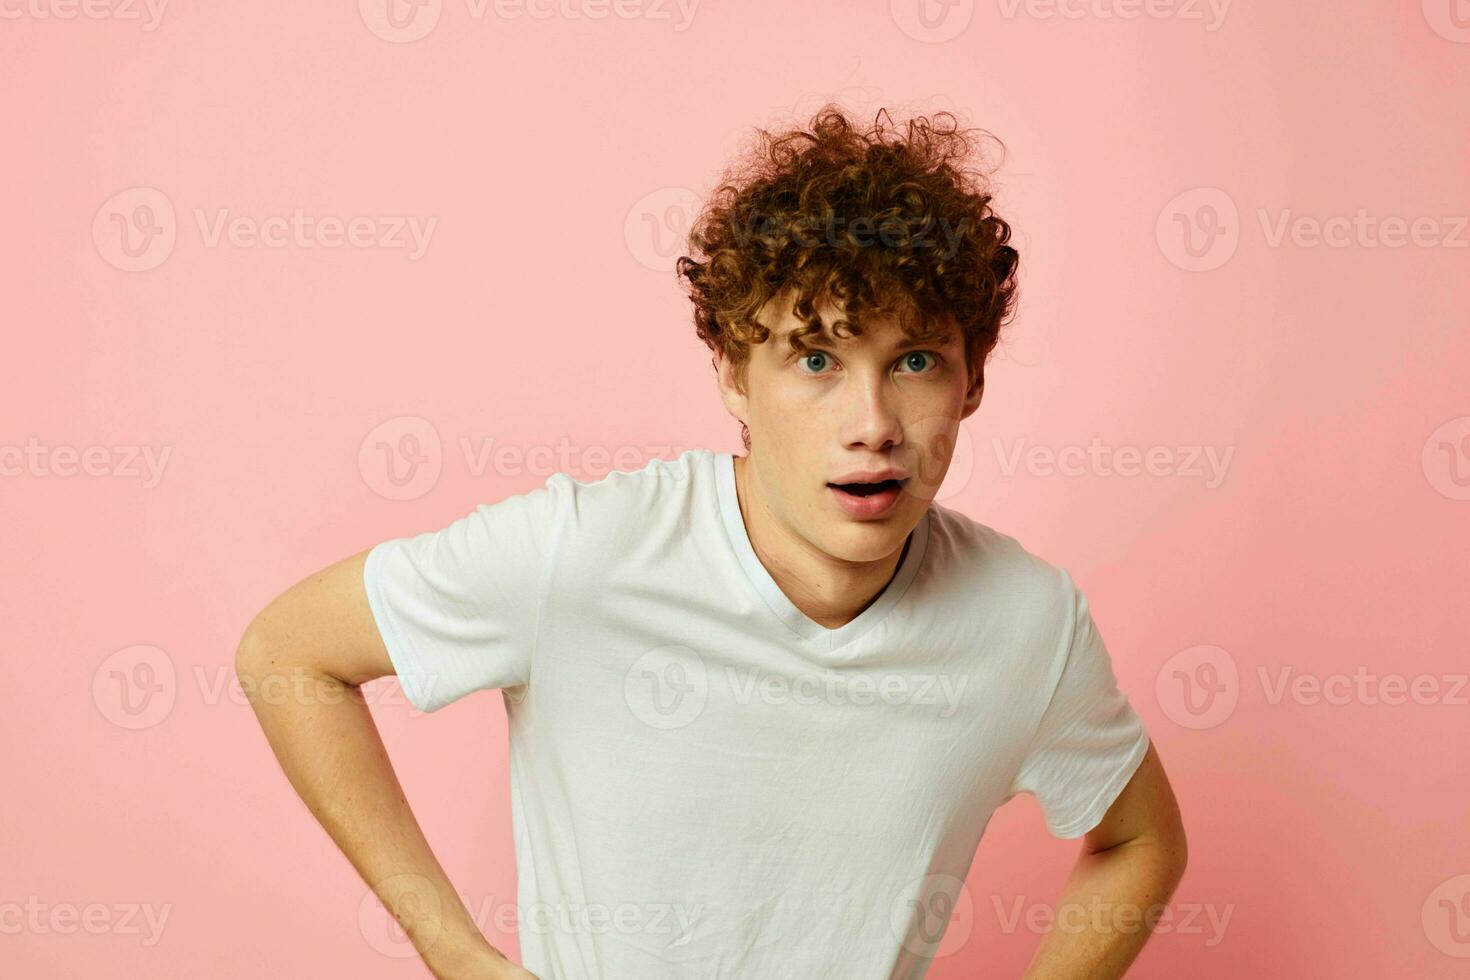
[233,614,278,690]
[1154,779,1189,886]
[1159,819,1189,896]
[1170,795,1190,875]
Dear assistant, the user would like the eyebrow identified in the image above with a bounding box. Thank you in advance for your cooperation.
[782,325,958,350]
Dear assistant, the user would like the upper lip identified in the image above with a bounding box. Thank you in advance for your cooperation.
[829,469,910,485]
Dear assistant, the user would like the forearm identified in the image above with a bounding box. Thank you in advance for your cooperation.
[1021,835,1186,980]
[235,638,507,977]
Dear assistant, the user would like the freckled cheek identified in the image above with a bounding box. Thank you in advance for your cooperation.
[892,389,951,434]
[763,383,830,428]
[922,375,970,412]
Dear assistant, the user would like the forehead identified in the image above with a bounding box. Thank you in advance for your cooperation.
[765,303,959,350]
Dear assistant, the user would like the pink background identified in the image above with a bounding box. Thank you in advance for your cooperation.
[4,1,1469,976]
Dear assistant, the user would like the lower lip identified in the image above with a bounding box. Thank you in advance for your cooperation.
[828,481,906,518]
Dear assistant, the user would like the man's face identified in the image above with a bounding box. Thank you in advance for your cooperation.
[716,290,985,563]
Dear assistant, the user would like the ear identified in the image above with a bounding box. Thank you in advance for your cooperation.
[712,350,751,428]
[959,366,985,421]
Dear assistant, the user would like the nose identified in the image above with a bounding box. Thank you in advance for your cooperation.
[839,371,904,452]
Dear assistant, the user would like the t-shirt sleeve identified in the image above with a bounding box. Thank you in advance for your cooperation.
[1006,568,1152,839]
[361,473,570,713]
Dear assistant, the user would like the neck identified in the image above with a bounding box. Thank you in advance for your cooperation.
[732,453,911,630]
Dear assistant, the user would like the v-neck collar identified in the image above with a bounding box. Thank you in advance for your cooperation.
[714,450,931,654]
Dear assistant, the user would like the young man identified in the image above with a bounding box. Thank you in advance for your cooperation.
[238,105,1186,979]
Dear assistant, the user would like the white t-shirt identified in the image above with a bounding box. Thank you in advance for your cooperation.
[363,447,1150,979]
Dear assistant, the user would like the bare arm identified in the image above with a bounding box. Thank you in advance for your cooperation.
[1021,741,1189,979]
[234,549,535,979]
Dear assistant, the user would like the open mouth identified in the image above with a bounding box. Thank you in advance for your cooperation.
[828,478,907,496]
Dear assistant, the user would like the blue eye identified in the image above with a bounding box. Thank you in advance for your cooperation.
[901,351,938,373]
[799,351,833,374]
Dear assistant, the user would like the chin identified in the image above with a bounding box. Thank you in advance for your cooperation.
[818,511,914,561]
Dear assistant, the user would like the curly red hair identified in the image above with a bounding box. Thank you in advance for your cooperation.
[676,103,1020,448]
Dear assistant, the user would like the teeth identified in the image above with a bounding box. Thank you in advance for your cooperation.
[839,480,896,496]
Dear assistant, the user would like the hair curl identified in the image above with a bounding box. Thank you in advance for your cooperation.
[676,103,1020,448]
